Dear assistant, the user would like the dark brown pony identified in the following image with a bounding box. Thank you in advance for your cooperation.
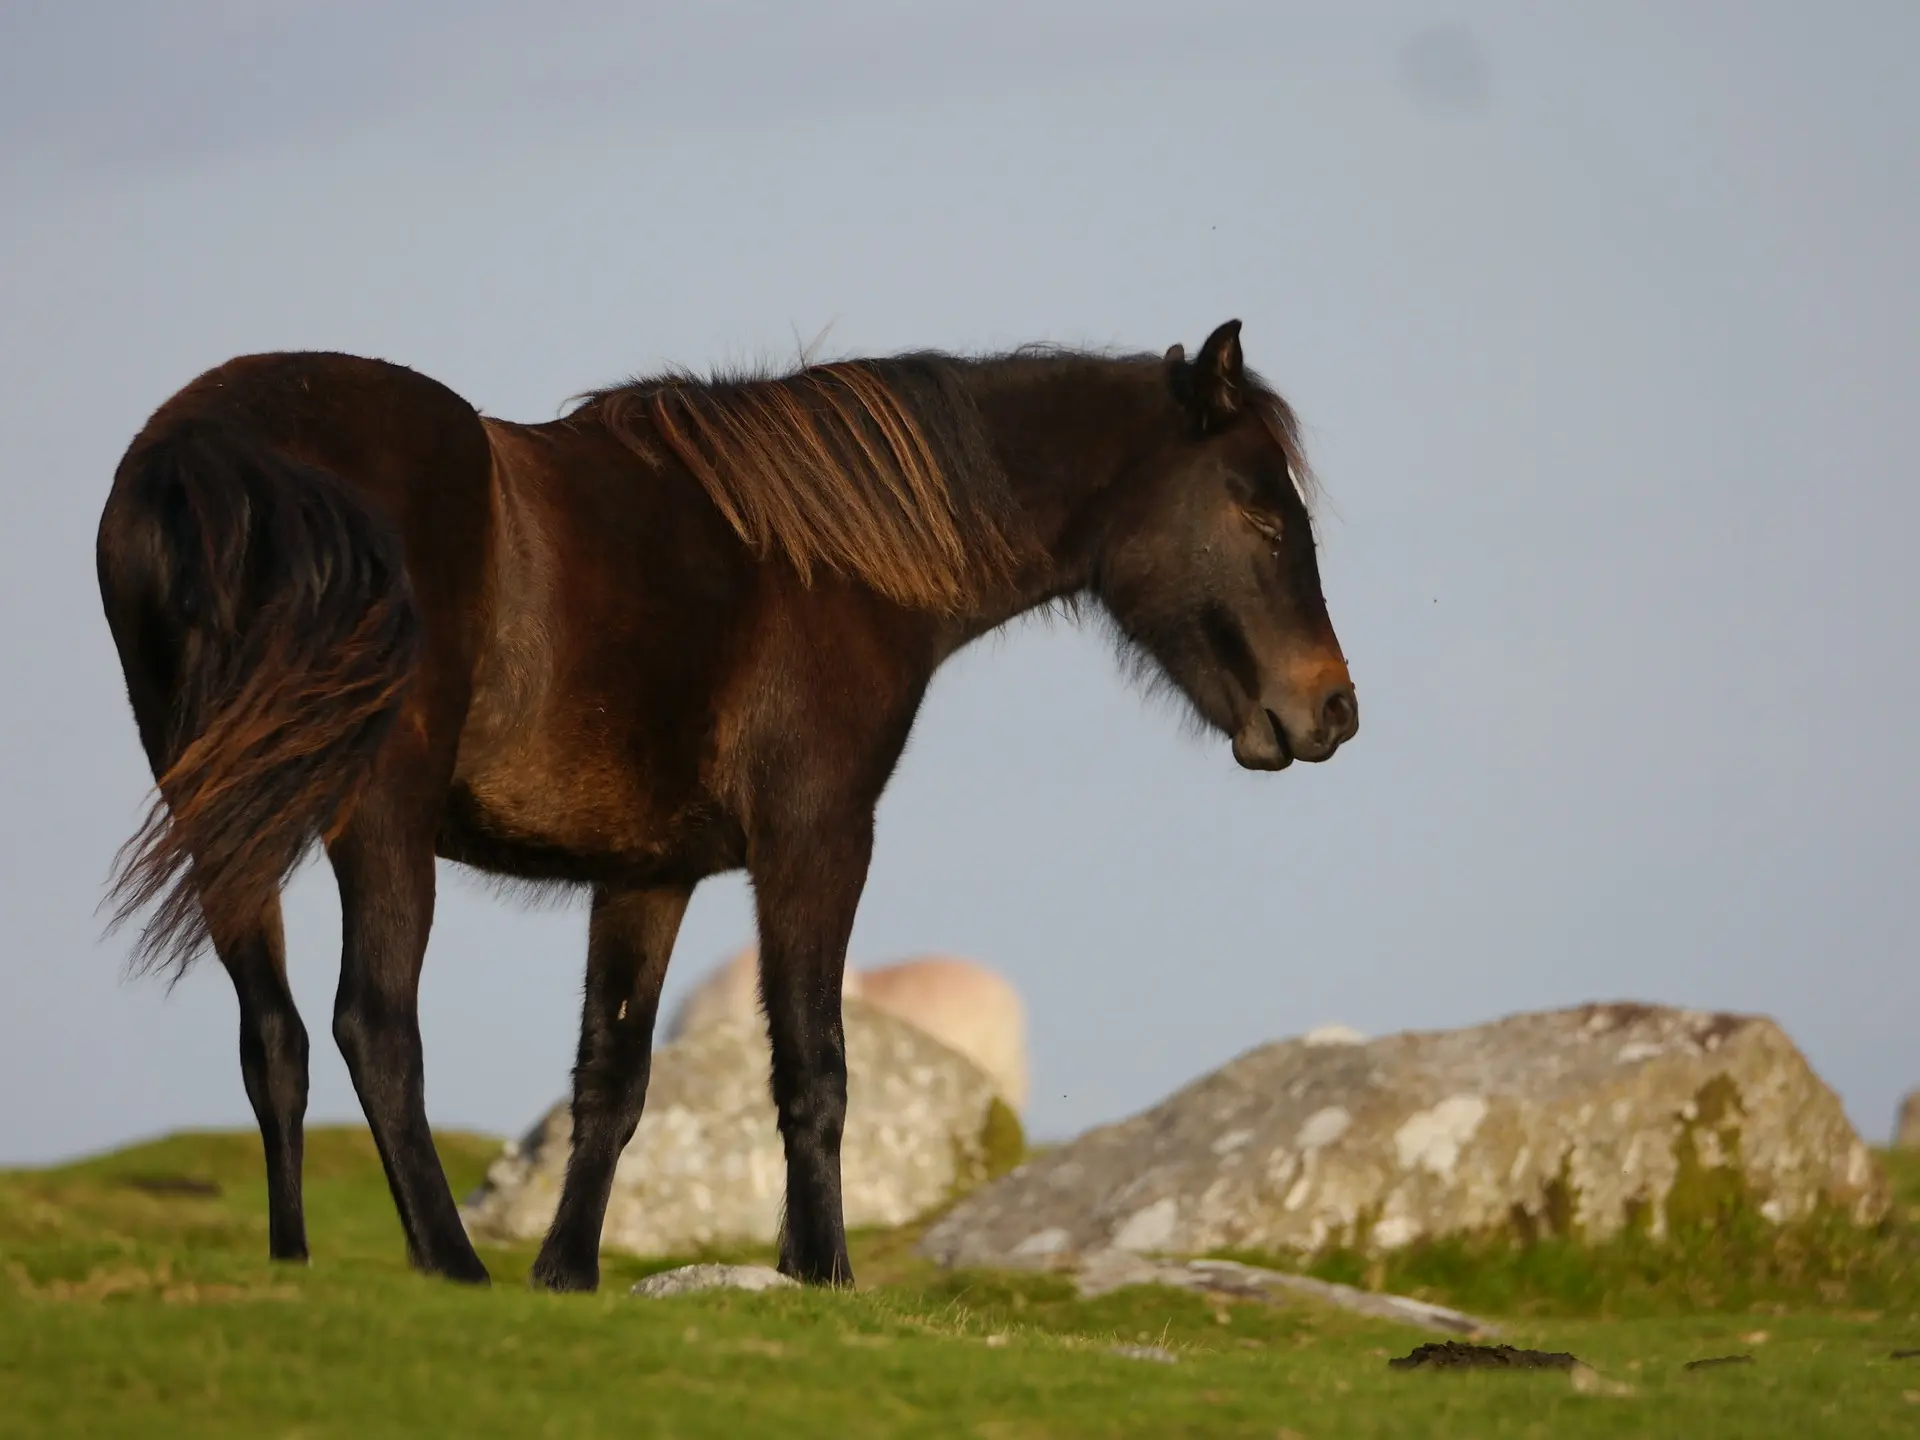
[94,319,1358,1291]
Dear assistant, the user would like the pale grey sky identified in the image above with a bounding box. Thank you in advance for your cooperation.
[1,1,1914,1164]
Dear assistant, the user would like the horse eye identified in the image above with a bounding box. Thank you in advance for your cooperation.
[1242,508,1283,547]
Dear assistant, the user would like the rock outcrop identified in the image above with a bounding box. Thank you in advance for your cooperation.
[1894,1090,1920,1150]
[920,1003,1887,1269]
[463,996,1013,1257]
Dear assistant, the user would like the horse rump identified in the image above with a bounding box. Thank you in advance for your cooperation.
[95,416,421,976]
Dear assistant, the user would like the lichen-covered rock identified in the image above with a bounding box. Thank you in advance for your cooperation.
[462,997,1005,1256]
[919,1003,1888,1269]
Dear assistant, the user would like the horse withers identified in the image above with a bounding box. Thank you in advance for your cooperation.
[94,319,1357,1291]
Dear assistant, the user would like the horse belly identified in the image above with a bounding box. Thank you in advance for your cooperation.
[442,418,742,883]
[443,607,737,881]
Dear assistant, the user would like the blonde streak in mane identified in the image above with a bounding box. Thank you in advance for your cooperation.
[738,383,882,581]
[677,386,844,587]
[648,390,762,557]
[781,367,967,609]
[802,372,961,595]
[822,371,976,609]
[801,371,918,528]
[703,380,924,604]
[844,364,1023,581]
[818,365,942,519]
[827,366,968,571]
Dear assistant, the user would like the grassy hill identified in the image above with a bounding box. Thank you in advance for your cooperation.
[2,1126,1917,1437]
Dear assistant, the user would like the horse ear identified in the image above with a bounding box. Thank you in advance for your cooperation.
[1198,316,1244,422]
[1174,320,1245,430]
[1163,342,1186,365]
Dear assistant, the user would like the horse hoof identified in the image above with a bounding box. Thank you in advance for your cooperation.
[427,1255,492,1287]
[778,1259,856,1289]
[528,1259,598,1294]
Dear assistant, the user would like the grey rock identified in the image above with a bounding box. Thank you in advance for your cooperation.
[1108,1344,1178,1364]
[920,1003,1888,1269]
[630,1263,796,1297]
[463,997,1001,1256]
[1072,1249,1495,1336]
[1895,1090,1920,1150]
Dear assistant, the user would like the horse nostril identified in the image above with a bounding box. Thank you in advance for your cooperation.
[1320,687,1358,742]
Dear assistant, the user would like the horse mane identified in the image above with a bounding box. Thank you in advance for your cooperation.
[570,343,1319,612]
[575,354,1030,612]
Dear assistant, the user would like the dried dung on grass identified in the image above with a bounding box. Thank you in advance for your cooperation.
[1684,1354,1755,1372]
[1389,1342,1580,1371]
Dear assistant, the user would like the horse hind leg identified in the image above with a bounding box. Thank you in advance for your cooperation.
[216,892,311,1262]
[326,776,489,1284]
[111,646,312,1262]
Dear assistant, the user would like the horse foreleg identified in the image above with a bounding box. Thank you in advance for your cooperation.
[529,882,691,1293]
[752,817,873,1287]
[216,893,311,1262]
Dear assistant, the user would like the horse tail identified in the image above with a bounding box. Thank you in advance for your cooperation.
[95,416,422,978]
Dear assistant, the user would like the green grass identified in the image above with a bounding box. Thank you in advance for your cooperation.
[1218,1147,1920,1323]
[2,1129,1917,1438]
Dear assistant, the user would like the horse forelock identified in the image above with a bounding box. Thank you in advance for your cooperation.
[1242,371,1320,519]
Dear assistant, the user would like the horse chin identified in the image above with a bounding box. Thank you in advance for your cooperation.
[1231,707,1294,771]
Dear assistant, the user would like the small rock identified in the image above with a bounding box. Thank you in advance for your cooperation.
[1109,1344,1178,1364]
[630,1264,796,1298]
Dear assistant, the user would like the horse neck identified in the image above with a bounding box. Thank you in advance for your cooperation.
[954,357,1171,633]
